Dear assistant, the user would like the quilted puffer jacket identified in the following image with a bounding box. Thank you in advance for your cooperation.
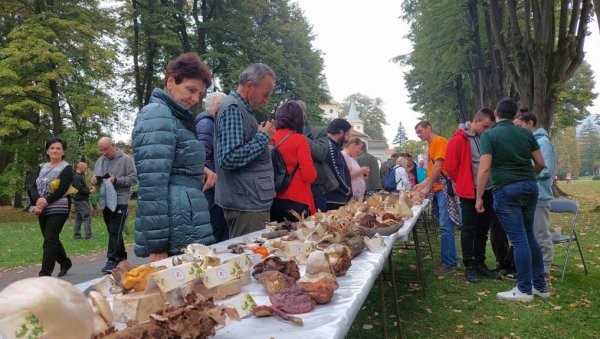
[132,88,215,257]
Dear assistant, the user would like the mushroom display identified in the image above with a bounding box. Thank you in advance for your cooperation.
[0,277,94,339]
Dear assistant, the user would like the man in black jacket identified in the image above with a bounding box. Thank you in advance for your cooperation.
[72,162,94,240]
[325,118,352,210]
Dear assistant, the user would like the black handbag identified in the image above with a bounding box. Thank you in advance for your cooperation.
[442,174,455,197]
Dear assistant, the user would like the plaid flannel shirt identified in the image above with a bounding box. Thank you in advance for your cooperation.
[216,91,270,170]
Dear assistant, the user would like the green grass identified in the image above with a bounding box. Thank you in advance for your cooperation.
[0,205,135,270]
[348,180,600,338]
[1,183,598,337]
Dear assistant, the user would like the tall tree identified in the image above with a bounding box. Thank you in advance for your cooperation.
[553,126,580,176]
[488,0,593,129]
[552,61,598,132]
[393,122,408,148]
[339,93,388,141]
[577,120,600,175]
[0,0,118,206]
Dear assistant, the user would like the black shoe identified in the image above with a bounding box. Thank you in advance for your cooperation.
[58,260,72,277]
[85,235,94,240]
[74,235,82,240]
[101,260,117,274]
[465,267,480,283]
[475,264,499,279]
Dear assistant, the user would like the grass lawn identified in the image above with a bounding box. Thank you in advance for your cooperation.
[0,182,598,337]
[347,180,600,338]
[0,204,135,270]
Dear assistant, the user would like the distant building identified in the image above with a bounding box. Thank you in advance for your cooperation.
[318,85,388,161]
[320,101,340,121]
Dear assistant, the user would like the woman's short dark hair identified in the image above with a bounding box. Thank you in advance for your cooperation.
[274,101,305,133]
[165,53,212,87]
[45,137,67,159]
[515,111,538,127]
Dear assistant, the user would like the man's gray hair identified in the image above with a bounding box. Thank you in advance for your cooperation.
[205,92,226,110]
[238,63,276,86]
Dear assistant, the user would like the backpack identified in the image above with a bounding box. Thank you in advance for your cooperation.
[383,165,400,191]
[270,132,300,193]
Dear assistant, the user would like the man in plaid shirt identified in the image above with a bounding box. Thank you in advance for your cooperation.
[214,63,276,237]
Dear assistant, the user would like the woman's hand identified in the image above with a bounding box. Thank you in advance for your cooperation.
[149,252,168,262]
[36,198,48,210]
[202,167,217,192]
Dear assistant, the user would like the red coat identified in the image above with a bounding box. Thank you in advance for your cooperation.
[271,129,318,214]
[444,128,475,199]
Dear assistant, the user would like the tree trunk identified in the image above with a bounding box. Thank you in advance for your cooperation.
[595,0,600,34]
[454,75,469,123]
[175,0,191,52]
[483,1,507,105]
[49,78,62,136]
[131,0,144,109]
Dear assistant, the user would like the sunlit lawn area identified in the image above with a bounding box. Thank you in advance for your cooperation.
[1,182,598,337]
[348,180,600,338]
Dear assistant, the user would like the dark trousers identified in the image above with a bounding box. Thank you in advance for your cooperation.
[205,188,228,243]
[311,184,328,213]
[73,199,92,238]
[38,214,71,276]
[270,198,310,222]
[490,213,514,271]
[460,191,494,268]
[103,205,128,263]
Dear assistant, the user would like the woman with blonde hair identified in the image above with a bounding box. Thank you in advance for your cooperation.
[395,156,412,191]
[342,137,370,201]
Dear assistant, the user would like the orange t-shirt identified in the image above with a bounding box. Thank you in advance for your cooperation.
[427,135,448,192]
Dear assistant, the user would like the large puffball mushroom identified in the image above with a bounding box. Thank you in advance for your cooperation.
[0,277,93,339]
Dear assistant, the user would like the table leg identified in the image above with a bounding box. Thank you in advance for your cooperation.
[387,253,402,338]
[378,273,389,338]
[412,222,427,293]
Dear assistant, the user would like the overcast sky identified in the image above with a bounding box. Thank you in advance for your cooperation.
[296,0,600,142]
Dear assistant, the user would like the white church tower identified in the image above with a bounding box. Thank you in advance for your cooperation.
[346,101,364,133]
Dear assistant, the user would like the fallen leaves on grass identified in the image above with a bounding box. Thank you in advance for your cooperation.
[496,315,508,320]
[426,308,433,314]
[477,290,490,296]
[362,324,373,330]
[451,309,462,313]
[472,319,484,324]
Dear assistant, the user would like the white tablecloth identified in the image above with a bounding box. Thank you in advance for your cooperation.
[77,201,430,339]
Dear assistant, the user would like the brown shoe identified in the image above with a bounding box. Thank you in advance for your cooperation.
[434,264,456,276]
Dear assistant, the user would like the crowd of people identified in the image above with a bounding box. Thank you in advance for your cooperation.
[27,53,556,302]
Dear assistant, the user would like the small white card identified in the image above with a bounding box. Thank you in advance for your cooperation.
[220,293,257,318]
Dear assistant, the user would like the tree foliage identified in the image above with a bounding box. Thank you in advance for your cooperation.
[398,139,427,158]
[0,0,330,206]
[339,93,387,140]
[0,0,119,205]
[393,121,408,148]
[399,0,594,132]
[553,62,598,131]
[577,120,600,176]
[118,0,329,123]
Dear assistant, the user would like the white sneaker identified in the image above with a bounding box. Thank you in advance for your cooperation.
[497,287,534,302]
[533,287,550,299]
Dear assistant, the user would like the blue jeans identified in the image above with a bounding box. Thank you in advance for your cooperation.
[434,190,458,268]
[493,181,546,293]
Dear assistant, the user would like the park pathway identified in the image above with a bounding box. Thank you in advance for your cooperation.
[0,245,148,290]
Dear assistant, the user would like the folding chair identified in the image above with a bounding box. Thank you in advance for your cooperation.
[549,199,588,282]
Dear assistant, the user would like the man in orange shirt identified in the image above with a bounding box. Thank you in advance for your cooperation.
[414,121,458,275]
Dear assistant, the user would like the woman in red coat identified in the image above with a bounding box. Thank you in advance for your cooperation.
[270,101,317,222]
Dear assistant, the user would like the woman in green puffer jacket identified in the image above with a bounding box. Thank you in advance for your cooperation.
[132,53,216,262]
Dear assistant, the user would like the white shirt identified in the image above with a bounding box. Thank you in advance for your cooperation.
[394,166,411,191]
